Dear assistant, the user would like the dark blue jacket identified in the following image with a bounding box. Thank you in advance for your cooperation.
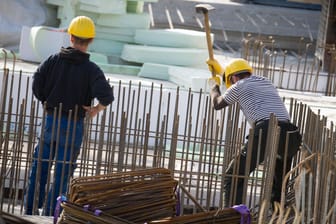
[32,47,114,118]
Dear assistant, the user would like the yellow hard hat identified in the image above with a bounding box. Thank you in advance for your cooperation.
[68,16,95,39]
[224,58,252,88]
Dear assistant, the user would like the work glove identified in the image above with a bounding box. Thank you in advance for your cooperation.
[208,75,221,88]
[206,58,224,76]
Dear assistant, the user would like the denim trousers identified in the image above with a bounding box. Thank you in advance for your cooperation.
[25,114,83,216]
[223,120,302,207]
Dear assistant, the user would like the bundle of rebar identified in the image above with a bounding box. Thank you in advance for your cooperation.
[149,208,251,224]
[58,201,134,224]
[0,211,35,224]
[58,168,178,223]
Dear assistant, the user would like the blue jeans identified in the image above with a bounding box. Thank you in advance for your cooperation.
[25,114,83,216]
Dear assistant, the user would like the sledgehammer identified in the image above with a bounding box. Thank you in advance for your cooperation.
[195,4,215,76]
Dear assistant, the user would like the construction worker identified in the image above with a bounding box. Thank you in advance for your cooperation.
[25,16,114,216]
[207,58,302,207]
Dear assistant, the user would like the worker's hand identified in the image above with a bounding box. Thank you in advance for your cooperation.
[208,75,221,88]
[206,58,224,75]
[83,103,106,118]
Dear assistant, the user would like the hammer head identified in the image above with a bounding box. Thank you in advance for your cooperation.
[195,4,215,14]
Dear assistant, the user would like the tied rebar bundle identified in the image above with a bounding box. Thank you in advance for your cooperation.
[0,211,35,224]
[58,201,134,224]
[58,168,178,223]
[149,207,251,224]
[58,167,253,224]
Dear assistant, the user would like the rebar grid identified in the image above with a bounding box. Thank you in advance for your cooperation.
[0,49,335,223]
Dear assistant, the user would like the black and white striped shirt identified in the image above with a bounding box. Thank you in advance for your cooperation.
[223,75,290,125]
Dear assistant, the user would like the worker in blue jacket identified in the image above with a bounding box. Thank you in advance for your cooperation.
[25,16,114,216]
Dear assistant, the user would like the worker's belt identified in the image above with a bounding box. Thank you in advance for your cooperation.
[46,110,83,121]
[255,119,290,127]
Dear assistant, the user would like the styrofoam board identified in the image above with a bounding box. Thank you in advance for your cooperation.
[138,63,170,80]
[191,77,210,93]
[19,26,40,62]
[75,10,100,22]
[138,63,209,92]
[168,66,209,92]
[46,0,66,6]
[79,1,126,14]
[97,13,151,29]
[79,0,99,6]
[97,63,141,76]
[168,73,192,90]
[127,0,158,2]
[134,28,213,49]
[96,32,134,43]
[79,0,125,7]
[127,1,144,13]
[89,38,125,55]
[89,51,109,64]
[121,44,209,66]
[57,6,76,28]
[96,26,136,36]
[29,26,70,62]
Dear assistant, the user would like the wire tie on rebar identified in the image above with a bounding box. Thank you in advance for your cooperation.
[83,204,90,211]
[54,195,67,224]
[232,204,251,224]
[94,209,102,216]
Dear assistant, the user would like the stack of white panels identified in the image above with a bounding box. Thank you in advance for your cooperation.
[134,29,212,49]
[79,0,127,14]
[19,26,70,63]
[45,0,154,58]
[138,63,211,92]
[19,0,214,92]
[121,44,208,67]
[138,63,170,80]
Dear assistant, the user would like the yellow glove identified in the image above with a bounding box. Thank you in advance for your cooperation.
[206,58,224,75]
[208,75,221,87]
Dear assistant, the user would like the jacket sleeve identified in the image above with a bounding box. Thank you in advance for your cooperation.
[91,67,114,106]
[32,59,49,102]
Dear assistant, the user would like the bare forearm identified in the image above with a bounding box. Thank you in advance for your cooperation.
[210,85,228,110]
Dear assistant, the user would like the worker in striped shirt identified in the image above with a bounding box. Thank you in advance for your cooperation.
[207,58,302,208]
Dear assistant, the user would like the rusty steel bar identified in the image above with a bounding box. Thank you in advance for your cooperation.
[180,88,192,186]
[186,89,202,203]
[153,84,163,167]
[1,50,336,222]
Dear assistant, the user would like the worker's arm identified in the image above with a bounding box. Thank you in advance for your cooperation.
[82,103,106,118]
[206,58,228,109]
[210,84,228,110]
